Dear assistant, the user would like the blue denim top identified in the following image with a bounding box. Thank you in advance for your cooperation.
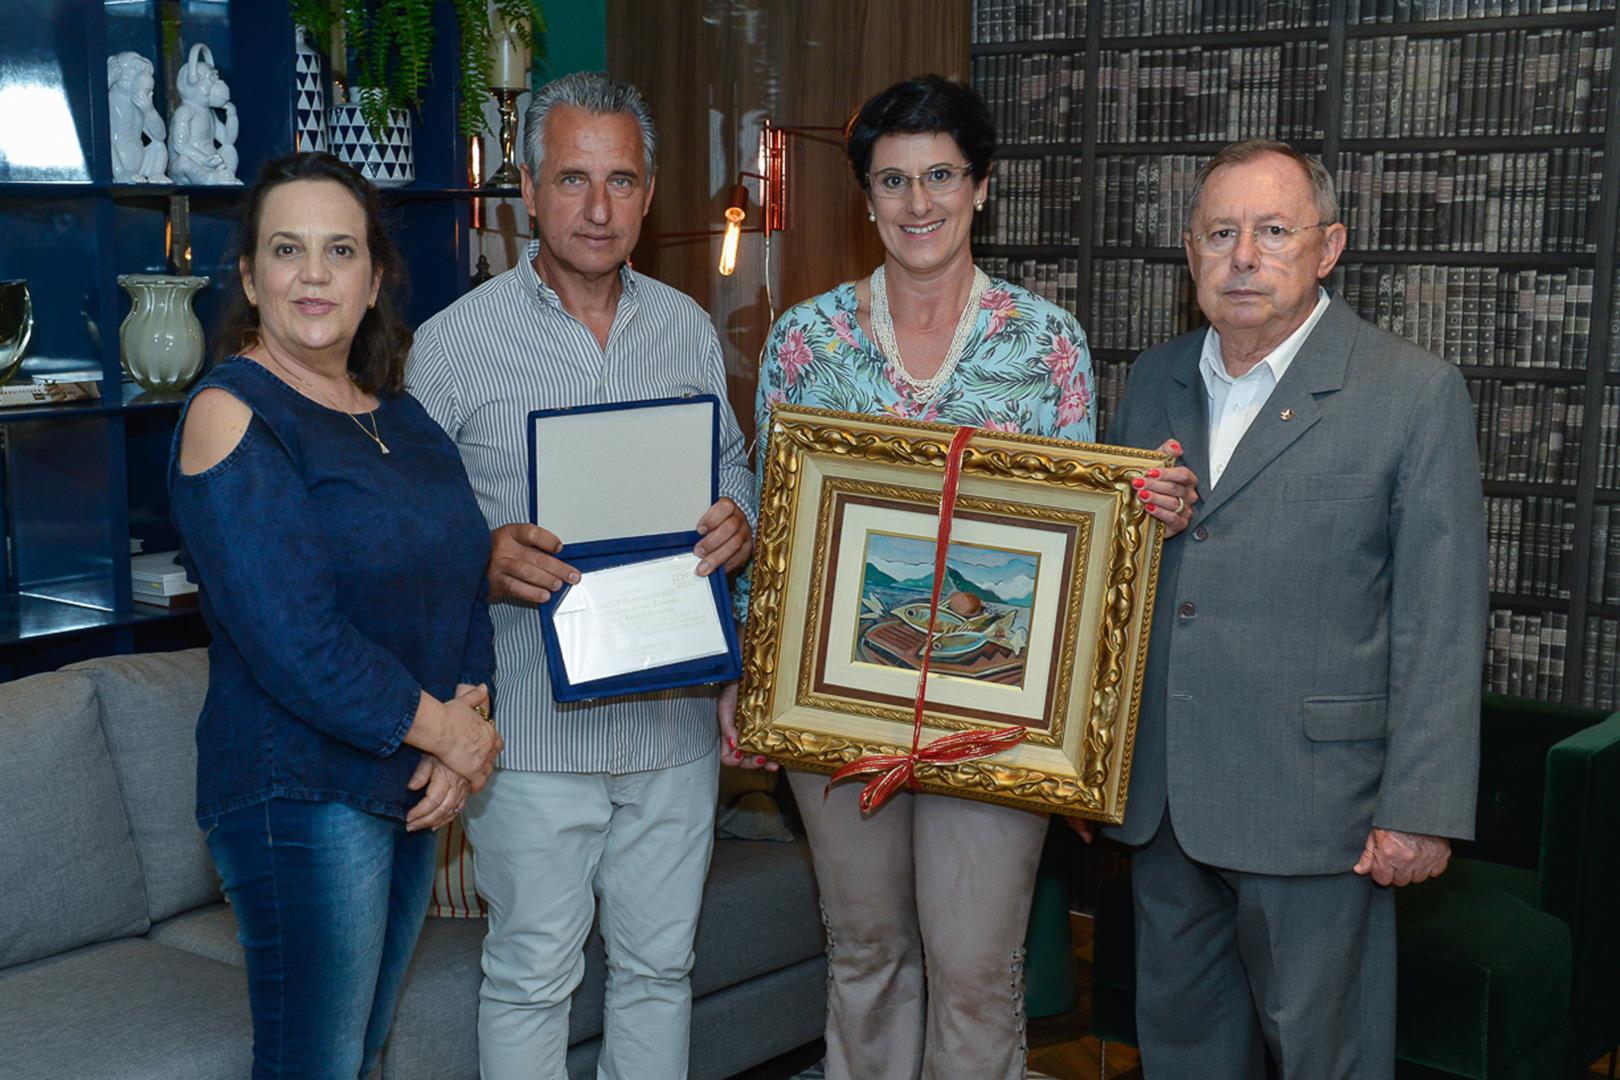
[170,357,495,825]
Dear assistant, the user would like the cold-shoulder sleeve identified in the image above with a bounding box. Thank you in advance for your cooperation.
[171,413,422,756]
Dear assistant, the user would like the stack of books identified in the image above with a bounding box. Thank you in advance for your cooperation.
[130,551,198,608]
[0,370,102,409]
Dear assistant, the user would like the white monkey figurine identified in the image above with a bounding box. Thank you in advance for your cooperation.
[108,52,170,183]
[168,44,240,185]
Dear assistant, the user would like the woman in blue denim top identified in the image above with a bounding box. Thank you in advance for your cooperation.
[169,152,502,1078]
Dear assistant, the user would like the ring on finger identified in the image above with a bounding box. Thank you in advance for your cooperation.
[473,703,490,721]
[1174,495,1187,515]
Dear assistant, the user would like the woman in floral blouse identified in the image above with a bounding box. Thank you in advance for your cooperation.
[739,76,1191,1080]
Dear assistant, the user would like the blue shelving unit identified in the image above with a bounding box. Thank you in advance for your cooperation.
[0,0,494,679]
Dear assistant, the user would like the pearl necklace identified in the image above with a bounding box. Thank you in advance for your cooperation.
[870,264,989,405]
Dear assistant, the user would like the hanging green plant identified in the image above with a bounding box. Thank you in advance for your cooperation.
[451,0,547,139]
[288,0,546,141]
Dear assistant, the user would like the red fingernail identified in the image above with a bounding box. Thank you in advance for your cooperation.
[1169,440,1182,452]
[728,736,736,749]
[1132,477,1146,489]
[1138,490,1152,501]
[755,756,766,765]
[1148,468,1161,478]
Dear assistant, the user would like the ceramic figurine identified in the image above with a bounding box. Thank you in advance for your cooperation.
[168,44,240,186]
[107,52,171,183]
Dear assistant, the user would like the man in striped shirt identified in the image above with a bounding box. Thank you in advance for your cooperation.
[405,72,756,1080]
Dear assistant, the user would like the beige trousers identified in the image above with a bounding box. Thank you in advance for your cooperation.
[465,747,720,1080]
[787,769,1049,1080]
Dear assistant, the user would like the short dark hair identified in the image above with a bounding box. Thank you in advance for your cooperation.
[213,152,413,395]
[845,76,996,191]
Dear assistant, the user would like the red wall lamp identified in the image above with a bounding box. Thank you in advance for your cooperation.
[648,120,845,276]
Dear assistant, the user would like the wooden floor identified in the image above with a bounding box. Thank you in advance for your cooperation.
[739,909,1617,1079]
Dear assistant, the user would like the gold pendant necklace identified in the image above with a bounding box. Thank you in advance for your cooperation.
[271,357,390,455]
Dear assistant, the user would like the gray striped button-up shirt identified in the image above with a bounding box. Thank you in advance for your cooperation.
[406,243,756,774]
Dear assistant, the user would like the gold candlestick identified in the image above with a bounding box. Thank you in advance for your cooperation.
[483,88,523,189]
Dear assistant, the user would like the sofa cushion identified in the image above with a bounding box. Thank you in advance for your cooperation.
[429,815,487,919]
[381,916,489,1080]
[0,670,149,968]
[0,938,251,1078]
[146,902,243,968]
[65,648,218,922]
[689,837,823,998]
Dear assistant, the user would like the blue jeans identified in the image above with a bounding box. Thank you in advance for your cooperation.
[206,798,437,1079]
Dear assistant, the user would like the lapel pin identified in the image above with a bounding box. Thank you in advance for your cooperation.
[1279,408,1296,421]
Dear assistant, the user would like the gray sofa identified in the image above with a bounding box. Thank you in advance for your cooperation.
[0,649,826,1079]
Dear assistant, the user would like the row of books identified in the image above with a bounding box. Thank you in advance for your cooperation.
[1005,255,1606,377]
[970,53,1085,146]
[1092,153,1211,247]
[1347,0,1616,25]
[1088,259,1205,351]
[1611,282,1620,373]
[973,157,1083,246]
[975,256,1084,314]
[1486,609,1568,700]
[1467,380,1585,484]
[1334,150,1604,253]
[1582,616,1619,709]
[1096,45,1327,143]
[1342,30,1611,139]
[1487,495,1576,598]
[1092,359,1129,439]
[1328,264,1595,370]
[1099,0,1329,35]
[971,0,1085,43]
[1589,504,1620,604]
[1593,387,1620,488]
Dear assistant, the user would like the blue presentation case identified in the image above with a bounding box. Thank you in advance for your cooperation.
[528,396,742,702]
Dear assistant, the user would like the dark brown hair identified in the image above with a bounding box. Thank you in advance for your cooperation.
[845,76,996,191]
[214,152,412,395]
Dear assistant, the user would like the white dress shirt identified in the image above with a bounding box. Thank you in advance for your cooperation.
[1199,288,1331,487]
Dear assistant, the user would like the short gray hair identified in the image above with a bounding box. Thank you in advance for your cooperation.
[523,72,657,180]
[1186,140,1338,229]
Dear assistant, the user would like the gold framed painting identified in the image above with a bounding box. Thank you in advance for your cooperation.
[737,405,1169,821]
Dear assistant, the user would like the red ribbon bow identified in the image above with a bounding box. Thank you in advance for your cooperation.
[828,425,1028,813]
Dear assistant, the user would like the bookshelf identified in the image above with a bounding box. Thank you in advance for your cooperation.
[0,0,492,680]
[970,0,1620,708]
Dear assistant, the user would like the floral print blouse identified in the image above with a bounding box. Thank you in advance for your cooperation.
[754,278,1096,462]
[737,277,1094,621]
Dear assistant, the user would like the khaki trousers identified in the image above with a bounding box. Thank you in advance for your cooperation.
[787,769,1049,1080]
[465,746,719,1080]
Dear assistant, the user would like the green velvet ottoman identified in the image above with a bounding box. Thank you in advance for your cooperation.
[1394,860,1571,1079]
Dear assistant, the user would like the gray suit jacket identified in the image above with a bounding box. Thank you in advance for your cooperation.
[1104,296,1488,875]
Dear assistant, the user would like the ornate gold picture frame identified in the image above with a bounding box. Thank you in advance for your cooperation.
[737,405,1168,821]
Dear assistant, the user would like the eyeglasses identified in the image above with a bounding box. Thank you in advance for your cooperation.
[1188,222,1332,257]
[868,163,975,199]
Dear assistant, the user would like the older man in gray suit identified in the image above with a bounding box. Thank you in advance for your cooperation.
[1102,140,1489,1078]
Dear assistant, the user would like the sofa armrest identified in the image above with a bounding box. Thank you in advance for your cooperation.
[1537,713,1620,1068]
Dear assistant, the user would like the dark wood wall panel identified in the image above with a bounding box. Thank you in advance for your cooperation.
[608,0,969,440]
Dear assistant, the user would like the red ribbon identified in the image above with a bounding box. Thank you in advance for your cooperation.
[828,425,1028,813]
